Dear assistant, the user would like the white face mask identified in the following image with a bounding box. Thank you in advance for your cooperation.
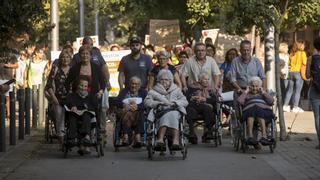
[77,90,88,98]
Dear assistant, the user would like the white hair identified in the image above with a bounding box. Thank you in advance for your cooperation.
[157,69,174,82]
[249,76,262,87]
[198,71,209,81]
[130,76,141,84]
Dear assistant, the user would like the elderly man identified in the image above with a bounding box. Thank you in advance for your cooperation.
[230,40,266,92]
[181,42,221,92]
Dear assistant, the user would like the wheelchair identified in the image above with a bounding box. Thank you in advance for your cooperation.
[112,108,147,152]
[146,105,188,160]
[44,104,58,143]
[231,91,277,153]
[187,99,224,147]
[62,111,104,158]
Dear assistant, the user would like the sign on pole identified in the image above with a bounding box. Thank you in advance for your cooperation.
[149,19,181,46]
[201,29,220,44]
[76,35,99,49]
[101,50,131,96]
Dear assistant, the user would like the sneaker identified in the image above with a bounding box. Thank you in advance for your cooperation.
[283,105,291,112]
[292,107,304,113]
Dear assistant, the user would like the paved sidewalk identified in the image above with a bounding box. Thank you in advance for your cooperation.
[0,130,42,180]
[263,111,320,180]
[0,111,320,180]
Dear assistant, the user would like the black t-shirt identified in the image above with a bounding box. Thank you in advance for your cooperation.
[118,54,153,88]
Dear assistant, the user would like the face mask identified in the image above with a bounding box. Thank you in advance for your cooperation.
[78,90,88,98]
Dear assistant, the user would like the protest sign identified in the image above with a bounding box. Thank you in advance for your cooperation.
[149,19,181,46]
[101,50,131,96]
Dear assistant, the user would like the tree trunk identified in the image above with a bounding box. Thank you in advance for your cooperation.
[274,29,287,141]
[265,25,276,91]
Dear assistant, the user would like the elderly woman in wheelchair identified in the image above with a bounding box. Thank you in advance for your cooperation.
[65,76,98,155]
[237,76,274,146]
[186,72,217,144]
[114,76,147,148]
[144,69,188,151]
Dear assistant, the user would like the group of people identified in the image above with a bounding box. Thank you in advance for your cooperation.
[2,34,320,153]
[115,37,275,149]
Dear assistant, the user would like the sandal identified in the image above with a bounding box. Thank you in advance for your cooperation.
[246,137,258,145]
[155,142,166,151]
[132,141,142,148]
[171,144,181,151]
[260,137,272,146]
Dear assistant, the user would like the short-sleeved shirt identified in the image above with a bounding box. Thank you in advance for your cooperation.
[150,64,176,82]
[71,47,106,67]
[28,59,47,86]
[230,56,266,88]
[118,53,153,89]
[16,57,27,86]
[181,56,221,88]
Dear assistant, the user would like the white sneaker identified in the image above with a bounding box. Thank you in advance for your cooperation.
[292,107,304,113]
[283,105,291,112]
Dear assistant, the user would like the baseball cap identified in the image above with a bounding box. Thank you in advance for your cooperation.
[129,37,142,44]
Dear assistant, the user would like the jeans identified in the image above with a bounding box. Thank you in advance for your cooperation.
[280,79,288,101]
[52,104,65,137]
[310,99,320,140]
[284,72,304,107]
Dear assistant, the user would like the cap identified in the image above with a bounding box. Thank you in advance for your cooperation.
[129,37,142,44]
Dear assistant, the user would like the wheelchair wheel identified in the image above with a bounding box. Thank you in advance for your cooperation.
[147,138,154,160]
[182,145,187,160]
[233,135,240,151]
[113,121,121,152]
[241,122,247,153]
[45,109,50,142]
[100,142,104,156]
[96,145,101,158]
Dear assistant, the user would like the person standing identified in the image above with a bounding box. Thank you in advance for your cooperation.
[118,37,153,90]
[283,40,307,113]
[230,40,266,92]
[181,42,221,92]
[306,37,320,149]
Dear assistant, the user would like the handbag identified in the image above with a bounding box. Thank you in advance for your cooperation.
[154,106,176,119]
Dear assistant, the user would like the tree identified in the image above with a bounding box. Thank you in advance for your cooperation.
[57,0,194,45]
[225,0,320,140]
[0,0,50,51]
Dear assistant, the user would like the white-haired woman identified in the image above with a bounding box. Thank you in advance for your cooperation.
[115,76,148,147]
[144,69,188,150]
[237,76,274,146]
[186,72,217,144]
[147,50,182,90]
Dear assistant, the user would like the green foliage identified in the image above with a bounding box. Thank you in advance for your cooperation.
[225,0,320,35]
[0,0,49,49]
[186,0,230,29]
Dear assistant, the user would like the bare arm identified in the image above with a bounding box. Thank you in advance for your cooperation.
[180,73,188,91]
[4,62,18,69]
[213,74,220,91]
[174,72,182,89]
[118,72,125,90]
[147,75,155,91]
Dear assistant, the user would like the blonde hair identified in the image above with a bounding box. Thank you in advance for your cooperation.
[279,43,288,54]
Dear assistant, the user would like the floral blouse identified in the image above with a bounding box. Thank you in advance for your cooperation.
[45,65,68,104]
